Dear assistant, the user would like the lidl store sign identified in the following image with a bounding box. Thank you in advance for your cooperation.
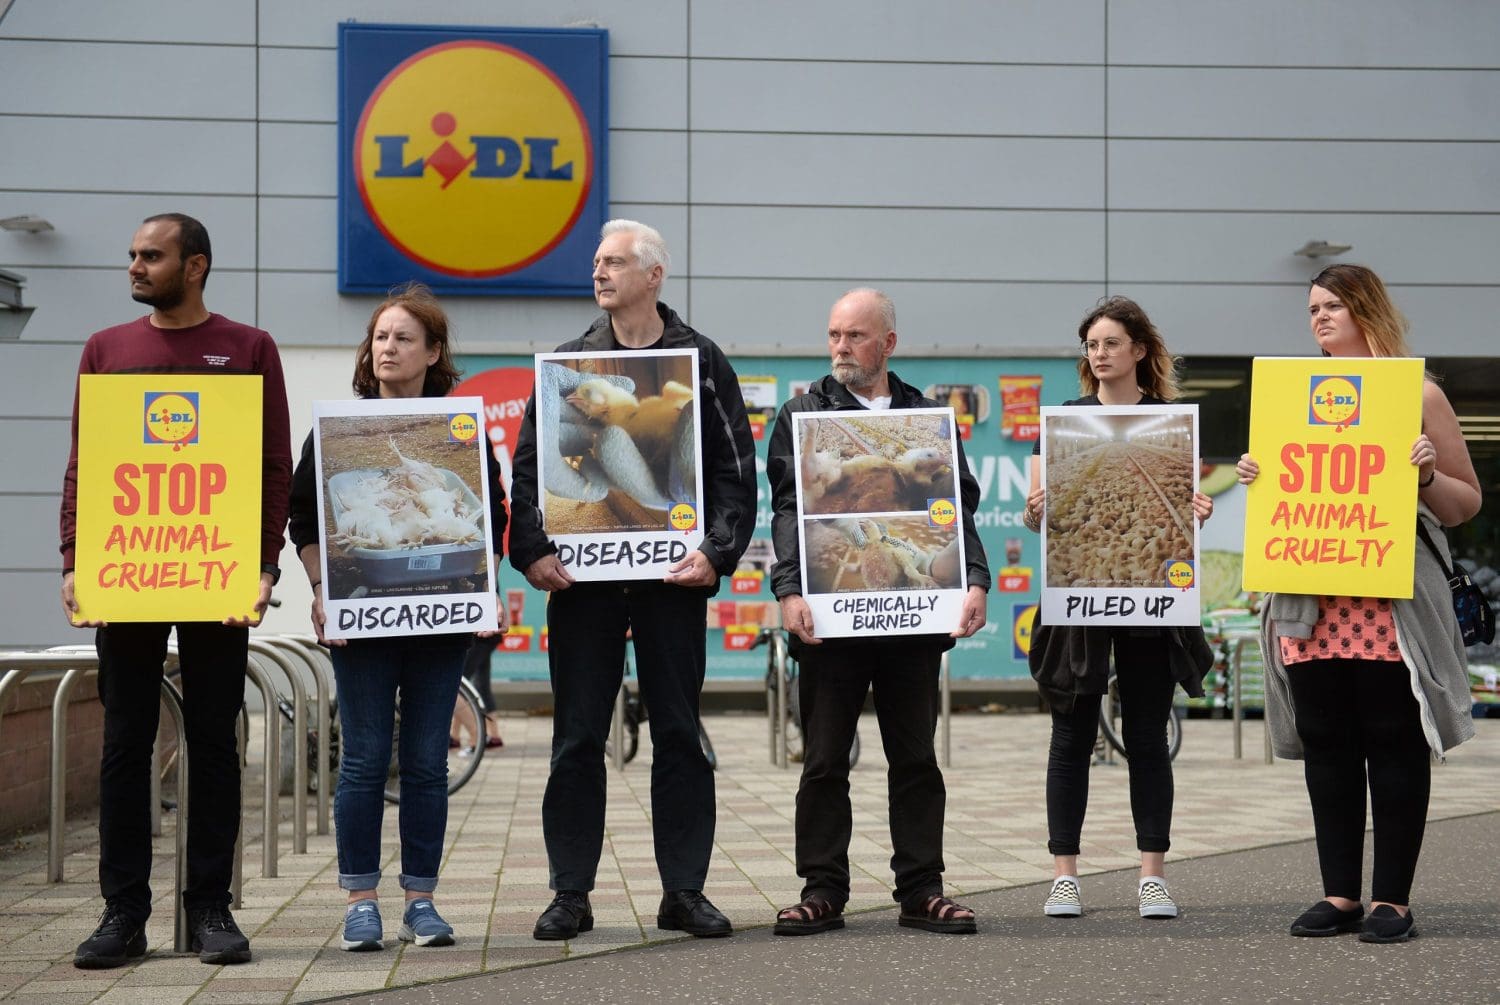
[338,23,607,295]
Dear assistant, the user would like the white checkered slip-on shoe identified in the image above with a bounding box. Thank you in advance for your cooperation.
[1138,877,1179,919]
[1043,876,1082,918]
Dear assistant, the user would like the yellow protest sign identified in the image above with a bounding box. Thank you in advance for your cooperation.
[1242,357,1424,598]
[74,374,263,622]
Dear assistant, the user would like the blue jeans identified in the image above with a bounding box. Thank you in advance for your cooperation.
[332,635,467,892]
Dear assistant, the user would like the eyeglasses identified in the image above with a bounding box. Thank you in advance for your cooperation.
[1080,337,1131,356]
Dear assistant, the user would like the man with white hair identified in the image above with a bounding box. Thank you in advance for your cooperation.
[765,287,990,937]
[510,220,756,940]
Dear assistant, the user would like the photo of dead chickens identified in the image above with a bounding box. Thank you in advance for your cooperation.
[795,412,964,594]
[536,350,700,534]
[318,412,490,600]
[1042,411,1196,589]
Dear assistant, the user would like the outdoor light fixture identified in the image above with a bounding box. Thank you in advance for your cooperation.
[1293,240,1352,258]
[0,268,36,340]
[0,214,55,233]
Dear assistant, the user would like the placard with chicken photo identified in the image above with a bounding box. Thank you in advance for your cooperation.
[1038,404,1202,627]
[534,348,705,581]
[312,396,499,640]
[791,409,969,639]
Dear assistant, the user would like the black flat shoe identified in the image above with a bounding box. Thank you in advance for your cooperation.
[1358,905,1418,944]
[532,891,592,941]
[73,904,148,969]
[657,889,732,937]
[1290,900,1364,937]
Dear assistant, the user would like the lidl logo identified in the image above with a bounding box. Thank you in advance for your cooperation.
[669,503,698,532]
[927,497,958,527]
[143,392,199,449]
[340,25,607,296]
[1308,376,1361,432]
[1165,560,1195,590]
[448,413,479,443]
[1012,603,1038,660]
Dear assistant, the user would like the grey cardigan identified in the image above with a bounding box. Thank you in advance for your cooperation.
[1260,505,1476,761]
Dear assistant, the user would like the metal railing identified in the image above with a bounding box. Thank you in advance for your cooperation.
[247,639,311,854]
[280,635,335,834]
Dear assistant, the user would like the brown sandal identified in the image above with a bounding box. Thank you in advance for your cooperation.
[774,894,845,936]
[899,894,977,934]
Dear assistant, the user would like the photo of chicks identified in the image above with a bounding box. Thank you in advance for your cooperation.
[797,413,956,516]
[536,350,701,534]
[1042,410,1197,588]
[804,516,962,594]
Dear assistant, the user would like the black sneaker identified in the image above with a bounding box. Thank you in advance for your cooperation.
[188,904,252,964]
[1358,905,1418,944]
[73,903,147,969]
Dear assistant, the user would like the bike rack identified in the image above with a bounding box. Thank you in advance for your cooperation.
[611,684,627,772]
[232,705,248,908]
[264,635,332,836]
[247,639,310,855]
[1228,635,1273,764]
[770,632,790,769]
[241,653,283,877]
[939,653,952,768]
[158,679,191,953]
[282,634,335,835]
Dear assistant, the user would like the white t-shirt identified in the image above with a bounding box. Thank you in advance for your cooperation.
[849,391,892,410]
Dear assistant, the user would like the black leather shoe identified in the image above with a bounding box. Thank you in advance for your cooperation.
[188,905,251,964]
[1358,905,1418,943]
[533,891,593,941]
[657,889,733,938]
[1290,900,1364,937]
[74,903,147,969]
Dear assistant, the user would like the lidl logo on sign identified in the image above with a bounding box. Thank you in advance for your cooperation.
[143,392,200,448]
[339,24,607,296]
[1308,375,1361,432]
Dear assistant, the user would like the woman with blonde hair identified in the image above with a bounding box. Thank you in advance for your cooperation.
[1237,264,1481,943]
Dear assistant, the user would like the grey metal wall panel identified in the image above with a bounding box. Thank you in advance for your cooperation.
[0,496,65,568]
[0,421,69,494]
[7,269,257,344]
[0,0,255,44]
[612,57,689,130]
[0,193,256,269]
[686,278,1104,355]
[690,206,1104,282]
[258,122,337,197]
[691,134,1103,208]
[1108,139,1500,212]
[610,130,689,204]
[0,116,257,193]
[254,0,688,56]
[0,573,80,647]
[690,0,1103,63]
[257,197,335,272]
[259,47,337,124]
[0,40,256,118]
[1110,68,1500,141]
[1109,0,1500,69]
[689,61,1103,136]
[0,343,91,416]
[1108,212,1500,286]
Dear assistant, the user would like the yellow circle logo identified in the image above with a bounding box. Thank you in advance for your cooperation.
[1013,603,1038,657]
[1308,376,1361,430]
[928,498,958,527]
[143,392,199,448]
[448,413,479,442]
[1166,560,1195,589]
[354,41,593,277]
[669,503,698,531]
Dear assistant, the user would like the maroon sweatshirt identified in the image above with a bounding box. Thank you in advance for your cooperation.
[59,313,293,574]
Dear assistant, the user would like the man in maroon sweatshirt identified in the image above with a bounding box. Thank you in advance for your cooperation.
[60,214,292,969]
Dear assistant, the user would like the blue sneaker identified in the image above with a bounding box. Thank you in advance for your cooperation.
[341,900,383,952]
[399,899,454,947]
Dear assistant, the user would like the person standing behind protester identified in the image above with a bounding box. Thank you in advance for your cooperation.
[1235,264,1480,943]
[61,213,292,968]
[1022,296,1214,922]
[509,220,756,941]
[288,283,509,952]
[767,287,990,937]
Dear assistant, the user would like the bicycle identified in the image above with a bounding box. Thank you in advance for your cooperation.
[752,626,860,768]
[1097,670,1183,763]
[605,657,718,770]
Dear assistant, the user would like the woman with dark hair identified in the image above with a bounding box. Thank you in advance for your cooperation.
[1237,264,1480,943]
[288,283,509,952]
[1023,296,1215,922]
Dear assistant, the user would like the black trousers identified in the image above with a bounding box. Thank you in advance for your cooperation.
[1286,659,1431,905]
[541,581,713,892]
[463,635,500,713]
[794,640,945,909]
[1046,630,1176,857]
[94,622,247,922]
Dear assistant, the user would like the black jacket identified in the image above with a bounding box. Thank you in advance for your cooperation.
[507,302,757,583]
[766,370,991,652]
